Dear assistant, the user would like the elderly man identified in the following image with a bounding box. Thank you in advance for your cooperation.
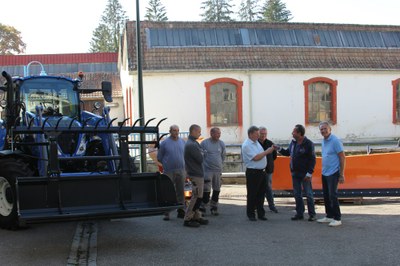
[317,121,346,227]
[242,126,275,221]
[157,125,186,220]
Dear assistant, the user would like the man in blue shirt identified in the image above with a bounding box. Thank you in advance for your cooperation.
[157,125,186,221]
[242,126,275,221]
[317,121,346,227]
[277,124,316,221]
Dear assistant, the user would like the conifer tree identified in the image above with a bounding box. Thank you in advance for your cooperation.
[201,0,235,22]
[261,0,292,22]
[89,0,127,52]
[145,0,168,21]
[237,0,262,22]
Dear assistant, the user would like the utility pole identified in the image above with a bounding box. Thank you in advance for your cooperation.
[136,0,147,172]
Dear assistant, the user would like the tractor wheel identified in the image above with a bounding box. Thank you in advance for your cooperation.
[0,158,33,230]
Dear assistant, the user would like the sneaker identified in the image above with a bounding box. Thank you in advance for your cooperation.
[183,220,200,228]
[248,217,257,221]
[258,216,268,221]
[317,217,334,223]
[308,215,316,222]
[291,215,304,221]
[210,207,219,216]
[197,218,209,225]
[328,220,342,227]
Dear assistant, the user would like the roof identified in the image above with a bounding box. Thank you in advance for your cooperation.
[124,21,400,71]
[0,53,121,99]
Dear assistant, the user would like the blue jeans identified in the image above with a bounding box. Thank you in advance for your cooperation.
[265,173,275,209]
[292,172,316,217]
[322,171,341,221]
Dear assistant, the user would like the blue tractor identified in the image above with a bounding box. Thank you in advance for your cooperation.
[0,65,180,229]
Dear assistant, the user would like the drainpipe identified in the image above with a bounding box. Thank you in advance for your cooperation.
[247,71,253,126]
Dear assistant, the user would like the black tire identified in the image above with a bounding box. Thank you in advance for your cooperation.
[0,157,33,230]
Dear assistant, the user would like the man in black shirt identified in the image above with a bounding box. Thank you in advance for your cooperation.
[258,126,278,213]
[277,124,316,221]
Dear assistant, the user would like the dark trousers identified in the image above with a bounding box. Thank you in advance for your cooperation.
[265,173,275,209]
[246,168,266,218]
[322,171,341,221]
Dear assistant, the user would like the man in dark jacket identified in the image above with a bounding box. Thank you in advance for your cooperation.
[277,124,316,221]
[183,124,208,228]
[258,126,278,213]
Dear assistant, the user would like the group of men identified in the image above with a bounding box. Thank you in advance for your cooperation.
[242,121,346,227]
[156,121,346,228]
[156,124,226,228]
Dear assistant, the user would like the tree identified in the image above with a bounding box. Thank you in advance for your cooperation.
[237,0,262,22]
[145,0,168,21]
[261,0,292,22]
[0,23,26,55]
[89,0,127,53]
[201,0,235,22]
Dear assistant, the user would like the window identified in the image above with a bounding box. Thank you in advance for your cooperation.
[205,78,243,127]
[392,79,400,123]
[304,77,337,125]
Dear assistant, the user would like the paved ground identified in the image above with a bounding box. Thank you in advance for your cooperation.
[1,184,399,266]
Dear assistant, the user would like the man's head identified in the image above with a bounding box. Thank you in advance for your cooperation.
[210,127,221,141]
[292,124,305,141]
[247,125,260,141]
[189,124,201,140]
[169,124,180,139]
[259,126,267,142]
[319,121,332,139]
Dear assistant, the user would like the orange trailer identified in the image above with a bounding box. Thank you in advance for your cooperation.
[272,152,400,197]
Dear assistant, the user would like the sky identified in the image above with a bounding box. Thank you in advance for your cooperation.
[1,0,400,54]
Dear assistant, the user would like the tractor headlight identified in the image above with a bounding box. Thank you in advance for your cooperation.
[76,135,86,156]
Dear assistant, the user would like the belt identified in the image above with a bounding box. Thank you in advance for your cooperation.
[246,168,265,172]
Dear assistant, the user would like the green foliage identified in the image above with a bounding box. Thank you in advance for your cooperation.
[201,0,235,22]
[261,0,292,22]
[0,23,26,55]
[237,0,262,22]
[145,0,168,21]
[89,0,127,53]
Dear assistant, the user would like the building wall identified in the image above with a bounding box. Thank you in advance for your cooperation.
[123,70,400,144]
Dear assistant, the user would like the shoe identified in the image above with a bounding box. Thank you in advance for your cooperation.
[328,220,342,227]
[308,216,316,222]
[317,217,334,223]
[270,207,278,213]
[183,220,200,228]
[248,217,257,221]
[291,215,304,221]
[163,213,170,221]
[210,207,219,216]
[258,216,268,221]
[195,218,209,225]
[177,209,185,219]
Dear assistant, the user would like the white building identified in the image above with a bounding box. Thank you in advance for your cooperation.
[120,21,400,144]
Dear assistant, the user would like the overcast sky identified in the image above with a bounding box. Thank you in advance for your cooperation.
[1,0,399,54]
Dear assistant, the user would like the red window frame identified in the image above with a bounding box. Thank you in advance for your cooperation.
[392,78,400,124]
[205,77,243,128]
[304,77,337,125]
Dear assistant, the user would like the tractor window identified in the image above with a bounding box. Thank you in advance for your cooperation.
[19,78,79,118]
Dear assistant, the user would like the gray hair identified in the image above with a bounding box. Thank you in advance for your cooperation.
[319,121,331,129]
[259,126,267,131]
[247,126,259,136]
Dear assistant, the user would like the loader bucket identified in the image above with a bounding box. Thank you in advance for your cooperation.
[15,172,181,225]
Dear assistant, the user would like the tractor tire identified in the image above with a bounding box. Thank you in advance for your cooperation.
[0,157,33,230]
